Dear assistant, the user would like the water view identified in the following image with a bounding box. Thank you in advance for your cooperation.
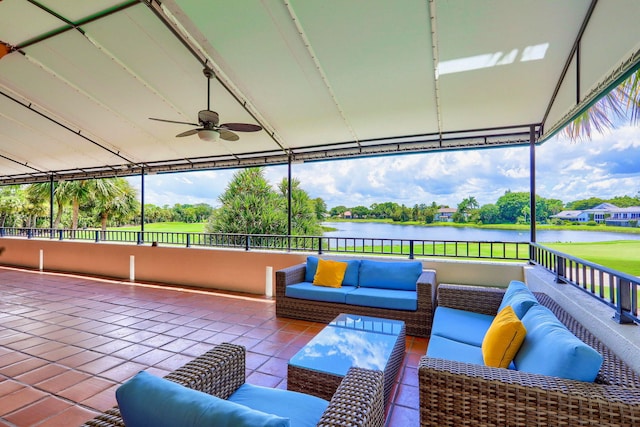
[323,221,640,243]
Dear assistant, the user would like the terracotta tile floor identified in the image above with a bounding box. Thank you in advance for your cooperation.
[0,266,427,426]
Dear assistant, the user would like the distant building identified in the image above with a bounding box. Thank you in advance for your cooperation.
[343,210,352,219]
[551,210,589,222]
[435,208,457,222]
[605,206,640,227]
[552,203,640,227]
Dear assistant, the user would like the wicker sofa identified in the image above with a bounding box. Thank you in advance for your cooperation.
[82,343,385,427]
[419,284,640,426]
[276,258,437,337]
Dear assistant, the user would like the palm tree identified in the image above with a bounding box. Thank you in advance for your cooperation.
[563,70,640,140]
[26,181,71,228]
[93,178,139,233]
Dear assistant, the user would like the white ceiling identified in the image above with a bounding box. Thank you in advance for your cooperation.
[0,0,638,184]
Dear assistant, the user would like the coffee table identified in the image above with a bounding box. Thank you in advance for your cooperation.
[288,313,406,408]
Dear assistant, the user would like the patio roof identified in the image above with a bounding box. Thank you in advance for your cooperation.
[0,0,639,184]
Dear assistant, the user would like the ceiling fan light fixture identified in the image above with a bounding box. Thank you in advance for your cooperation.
[198,129,220,142]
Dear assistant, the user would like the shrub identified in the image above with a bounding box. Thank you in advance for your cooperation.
[586,221,598,226]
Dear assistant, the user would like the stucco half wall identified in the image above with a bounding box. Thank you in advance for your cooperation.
[0,238,526,294]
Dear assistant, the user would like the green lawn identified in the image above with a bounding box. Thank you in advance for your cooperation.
[544,240,640,276]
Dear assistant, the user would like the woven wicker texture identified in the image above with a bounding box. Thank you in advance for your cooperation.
[82,343,385,427]
[276,263,436,336]
[288,318,406,409]
[419,285,640,426]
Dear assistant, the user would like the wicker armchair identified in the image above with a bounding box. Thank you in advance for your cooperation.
[419,284,640,426]
[276,262,437,337]
[82,343,385,427]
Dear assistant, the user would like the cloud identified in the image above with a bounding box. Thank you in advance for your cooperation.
[129,125,640,210]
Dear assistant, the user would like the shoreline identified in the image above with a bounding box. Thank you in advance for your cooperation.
[323,218,640,235]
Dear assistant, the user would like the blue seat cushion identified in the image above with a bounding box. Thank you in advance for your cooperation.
[358,260,422,291]
[498,280,539,319]
[116,371,289,427]
[427,335,516,369]
[427,335,484,366]
[229,383,328,427]
[305,257,360,287]
[514,304,603,382]
[344,287,417,311]
[285,282,356,304]
[431,307,495,347]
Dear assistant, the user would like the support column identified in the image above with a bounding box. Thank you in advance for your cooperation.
[141,168,145,233]
[287,155,292,251]
[49,175,54,238]
[529,126,537,258]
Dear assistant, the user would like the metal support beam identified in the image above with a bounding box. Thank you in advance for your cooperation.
[49,175,54,238]
[141,168,145,233]
[529,125,537,245]
[287,155,293,251]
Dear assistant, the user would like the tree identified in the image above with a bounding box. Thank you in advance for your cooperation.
[0,186,23,227]
[562,70,639,140]
[496,191,531,223]
[92,178,139,232]
[277,178,322,235]
[206,168,285,235]
[351,205,370,218]
[312,198,327,220]
[478,203,500,224]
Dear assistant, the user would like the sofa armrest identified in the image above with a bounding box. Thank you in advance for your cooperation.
[419,356,640,426]
[275,263,306,298]
[81,343,246,427]
[416,269,437,310]
[437,283,504,315]
[164,343,245,399]
[318,367,385,427]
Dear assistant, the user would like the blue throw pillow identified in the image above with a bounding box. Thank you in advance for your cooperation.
[514,305,603,382]
[358,260,422,291]
[116,371,290,427]
[498,280,538,319]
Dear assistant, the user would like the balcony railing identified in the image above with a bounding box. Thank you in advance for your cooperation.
[530,243,639,325]
[1,227,637,325]
[0,227,529,261]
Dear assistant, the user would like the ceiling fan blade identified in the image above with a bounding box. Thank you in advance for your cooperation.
[220,123,262,132]
[176,129,200,137]
[219,128,240,141]
[150,117,199,126]
[198,110,219,125]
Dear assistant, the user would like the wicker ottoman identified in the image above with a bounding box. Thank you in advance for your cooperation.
[288,313,406,408]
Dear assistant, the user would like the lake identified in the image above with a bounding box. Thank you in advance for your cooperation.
[322,222,640,243]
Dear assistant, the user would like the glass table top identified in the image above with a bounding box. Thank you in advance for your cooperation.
[289,314,404,376]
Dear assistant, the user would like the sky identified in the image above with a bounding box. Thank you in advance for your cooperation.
[127,124,640,210]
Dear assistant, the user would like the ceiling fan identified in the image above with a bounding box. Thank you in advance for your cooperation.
[149,68,262,142]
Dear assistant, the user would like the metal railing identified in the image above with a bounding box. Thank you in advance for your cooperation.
[0,227,529,261]
[2,227,636,325]
[530,243,639,324]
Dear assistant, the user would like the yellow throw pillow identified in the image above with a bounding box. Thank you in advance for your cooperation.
[482,305,527,368]
[313,259,348,288]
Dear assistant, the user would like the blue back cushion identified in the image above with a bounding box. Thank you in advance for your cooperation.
[305,257,360,287]
[116,371,290,427]
[514,305,603,382]
[498,280,539,319]
[359,260,422,291]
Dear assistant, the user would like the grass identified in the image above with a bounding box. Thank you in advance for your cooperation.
[544,240,640,276]
[114,222,206,233]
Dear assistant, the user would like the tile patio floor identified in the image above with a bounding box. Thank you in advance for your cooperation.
[0,266,427,426]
